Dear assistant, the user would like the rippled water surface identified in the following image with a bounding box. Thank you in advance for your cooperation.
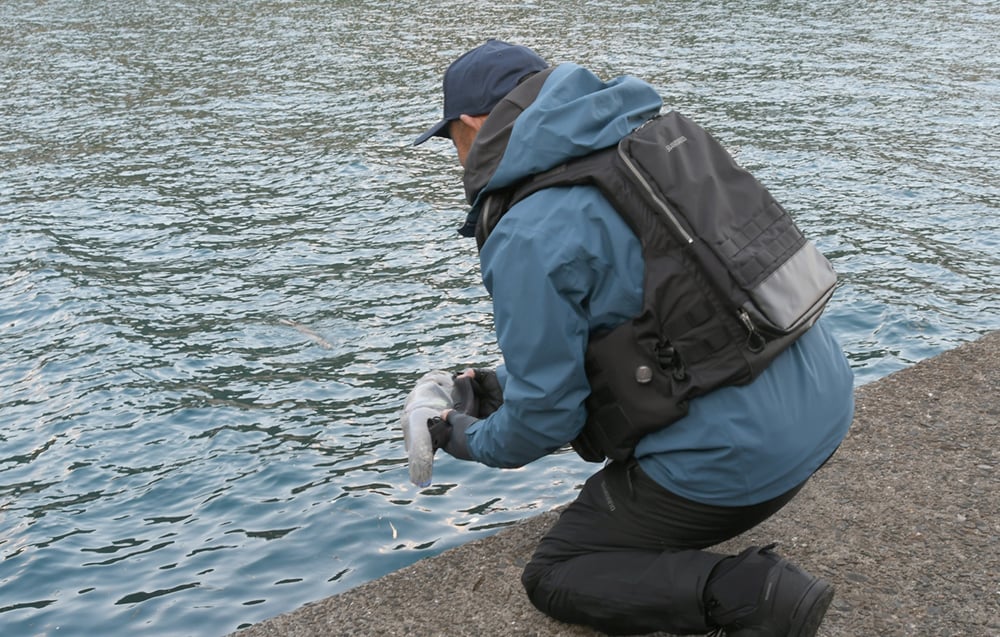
[2,1,998,635]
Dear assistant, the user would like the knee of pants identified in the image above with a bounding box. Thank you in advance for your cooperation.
[520,557,548,599]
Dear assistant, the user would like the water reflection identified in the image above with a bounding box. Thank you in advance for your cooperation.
[0,1,998,636]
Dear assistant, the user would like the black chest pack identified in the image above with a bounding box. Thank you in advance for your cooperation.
[475,111,838,462]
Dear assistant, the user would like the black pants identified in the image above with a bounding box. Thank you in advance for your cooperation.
[521,459,806,635]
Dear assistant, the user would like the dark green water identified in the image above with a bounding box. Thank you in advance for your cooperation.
[1,1,998,635]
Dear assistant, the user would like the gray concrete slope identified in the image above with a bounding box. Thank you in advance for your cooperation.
[232,331,1000,637]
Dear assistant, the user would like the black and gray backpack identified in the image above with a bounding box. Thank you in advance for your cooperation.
[476,111,838,462]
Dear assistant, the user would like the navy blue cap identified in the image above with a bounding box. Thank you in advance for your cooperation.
[413,39,548,146]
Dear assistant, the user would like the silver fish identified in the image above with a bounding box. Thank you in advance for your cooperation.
[400,370,454,487]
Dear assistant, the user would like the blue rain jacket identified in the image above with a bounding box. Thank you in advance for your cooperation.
[458,64,854,506]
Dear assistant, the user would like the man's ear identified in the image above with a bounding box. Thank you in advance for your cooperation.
[459,113,488,132]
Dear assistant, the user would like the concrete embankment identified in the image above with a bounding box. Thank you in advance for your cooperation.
[231,331,1000,637]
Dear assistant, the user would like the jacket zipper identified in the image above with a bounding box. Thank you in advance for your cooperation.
[480,196,494,231]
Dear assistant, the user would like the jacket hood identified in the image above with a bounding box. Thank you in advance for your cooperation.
[458,63,663,236]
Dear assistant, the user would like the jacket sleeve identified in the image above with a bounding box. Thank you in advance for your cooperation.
[462,188,637,468]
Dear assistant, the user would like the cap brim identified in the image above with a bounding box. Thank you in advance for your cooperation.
[412,118,451,146]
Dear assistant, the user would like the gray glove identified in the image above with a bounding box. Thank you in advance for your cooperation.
[451,368,504,418]
[427,414,474,461]
[426,368,503,462]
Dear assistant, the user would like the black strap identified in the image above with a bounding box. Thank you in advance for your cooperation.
[474,147,618,251]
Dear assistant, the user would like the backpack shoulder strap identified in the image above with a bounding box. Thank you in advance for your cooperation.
[474,147,618,251]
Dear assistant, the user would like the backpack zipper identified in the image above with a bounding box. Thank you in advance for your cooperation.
[738,309,767,353]
[617,146,694,245]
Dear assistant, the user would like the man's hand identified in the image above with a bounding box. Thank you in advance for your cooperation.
[427,416,452,452]
[426,412,474,461]
[452,368,504,418]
